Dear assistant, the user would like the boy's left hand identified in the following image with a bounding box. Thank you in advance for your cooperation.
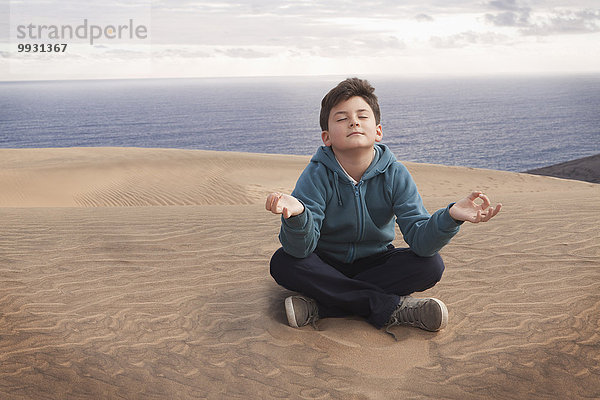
[449,191,502,223]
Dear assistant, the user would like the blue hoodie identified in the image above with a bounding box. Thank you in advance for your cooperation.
[280,143,462,264]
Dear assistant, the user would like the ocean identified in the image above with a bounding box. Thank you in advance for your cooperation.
[1,75,599,172]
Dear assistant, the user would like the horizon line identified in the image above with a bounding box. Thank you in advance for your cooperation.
[2,70,600,84]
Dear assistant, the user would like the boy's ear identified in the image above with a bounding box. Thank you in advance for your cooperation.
[321,130,332,146]
[375,124,383,142]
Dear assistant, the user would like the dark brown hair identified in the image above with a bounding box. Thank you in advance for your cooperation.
[319,77,381,131]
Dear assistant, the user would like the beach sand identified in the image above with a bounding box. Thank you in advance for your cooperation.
[1,147,598,399]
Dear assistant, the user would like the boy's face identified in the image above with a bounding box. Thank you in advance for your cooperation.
[321,96,382,154]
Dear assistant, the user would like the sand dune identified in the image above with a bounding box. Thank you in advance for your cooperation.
[0,147,599,399]
[0,147,306,207]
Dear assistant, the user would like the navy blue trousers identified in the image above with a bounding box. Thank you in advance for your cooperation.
[270,246,445,328]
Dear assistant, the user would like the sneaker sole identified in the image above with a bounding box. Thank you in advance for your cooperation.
[284,296,300,328]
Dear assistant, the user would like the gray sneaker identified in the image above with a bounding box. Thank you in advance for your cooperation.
[386,296,448,338]
[285,295,319,328]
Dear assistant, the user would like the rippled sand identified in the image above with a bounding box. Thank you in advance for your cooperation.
[1,147,598,399]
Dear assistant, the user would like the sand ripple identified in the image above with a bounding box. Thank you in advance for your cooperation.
[1,148,599,399]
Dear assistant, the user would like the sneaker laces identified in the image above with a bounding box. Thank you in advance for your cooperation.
[304,298,320,330]
[385,296,421,340]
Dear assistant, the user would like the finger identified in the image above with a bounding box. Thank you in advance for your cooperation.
[283,207,291,219]
[478,193,491,209]
[483,204,502,222]
[468,191,482,201]
[481,207,494,222]
[274,195,284,213]
[266,193,279,212]
[472,209,482,223]
[268,194,283,214]
[265,193,275,211]
[491,204,502,218]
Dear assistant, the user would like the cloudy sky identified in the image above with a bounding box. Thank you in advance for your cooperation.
[1,0,599,80]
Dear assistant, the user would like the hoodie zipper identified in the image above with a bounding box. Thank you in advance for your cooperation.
[348,180,365,263]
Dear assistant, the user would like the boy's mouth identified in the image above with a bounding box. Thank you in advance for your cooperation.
[347,131,364,137]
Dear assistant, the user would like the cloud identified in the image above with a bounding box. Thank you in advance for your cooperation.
[101,48,152,59]
[152,48,213,58]
[298,33,405,58]
[150,46,272,59]
[522,9,600,35]
[485,0,531,27]
[151,0,481,20]
[485,11,531,27]
[6,0,600,81]
[484,0,600,35]
[357,35,406,51]
[415,13,434,22]
[216,47,272,58]
[488,0,522,11]
[430,31,510,48]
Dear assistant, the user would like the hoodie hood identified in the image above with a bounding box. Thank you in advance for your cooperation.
[310,143,397,183]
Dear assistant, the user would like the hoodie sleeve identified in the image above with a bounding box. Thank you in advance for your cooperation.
[278,162,328,258]
[391,162,462,257]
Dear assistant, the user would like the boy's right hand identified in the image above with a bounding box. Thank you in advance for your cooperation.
[265,192,305,219]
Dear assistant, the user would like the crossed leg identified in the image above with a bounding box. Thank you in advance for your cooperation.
[269,247,445,328]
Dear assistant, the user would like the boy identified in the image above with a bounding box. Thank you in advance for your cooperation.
[266,78,501,338]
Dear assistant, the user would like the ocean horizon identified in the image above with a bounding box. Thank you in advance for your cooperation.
[2,74,599,172]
